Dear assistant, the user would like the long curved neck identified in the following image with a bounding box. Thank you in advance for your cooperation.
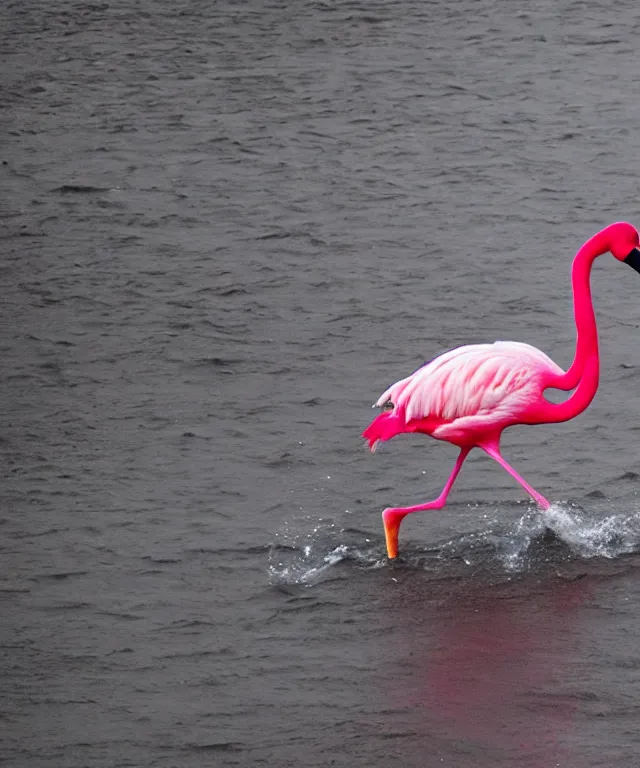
[541,227,613,423]
[533,222,638,425]
[562,231,609,389]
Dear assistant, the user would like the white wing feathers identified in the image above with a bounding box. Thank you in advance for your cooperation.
[375,342,564,425]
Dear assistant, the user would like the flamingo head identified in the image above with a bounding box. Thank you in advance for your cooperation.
[608,221,640,271]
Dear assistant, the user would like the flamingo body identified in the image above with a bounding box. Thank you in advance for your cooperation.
[364,221,640,559]
[364,341,564,449]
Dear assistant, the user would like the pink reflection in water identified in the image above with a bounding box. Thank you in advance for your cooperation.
[390,575,590,765]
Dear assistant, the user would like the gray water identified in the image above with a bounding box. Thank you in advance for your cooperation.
[3,1,640,766]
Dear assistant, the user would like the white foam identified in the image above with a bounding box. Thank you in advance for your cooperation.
[541,503,640,558]
[496,502,640,572]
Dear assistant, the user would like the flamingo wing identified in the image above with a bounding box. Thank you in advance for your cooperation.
[375,341,565,436]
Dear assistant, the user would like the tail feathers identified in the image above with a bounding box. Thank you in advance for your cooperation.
[362,411,406,451]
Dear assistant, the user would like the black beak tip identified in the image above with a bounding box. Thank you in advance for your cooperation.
[624,248,640,274]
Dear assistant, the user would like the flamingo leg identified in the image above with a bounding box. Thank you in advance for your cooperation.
[480,442,551,509]
[382,447,471,558]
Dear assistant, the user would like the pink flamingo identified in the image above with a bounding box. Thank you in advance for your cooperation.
[363,222,640,559]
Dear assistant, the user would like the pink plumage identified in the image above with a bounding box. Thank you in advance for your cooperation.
[364,341,564,450]
[364,222,640,559]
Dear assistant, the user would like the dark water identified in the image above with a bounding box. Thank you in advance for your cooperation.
[3,1,640,765]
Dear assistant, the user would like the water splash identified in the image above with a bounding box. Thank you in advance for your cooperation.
[268,516,382,586]
[441,502,640,574]
[268,502,640,585]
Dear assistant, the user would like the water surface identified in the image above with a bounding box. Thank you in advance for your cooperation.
[3,1,640,766]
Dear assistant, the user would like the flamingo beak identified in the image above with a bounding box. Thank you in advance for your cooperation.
[624,248,640,273]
